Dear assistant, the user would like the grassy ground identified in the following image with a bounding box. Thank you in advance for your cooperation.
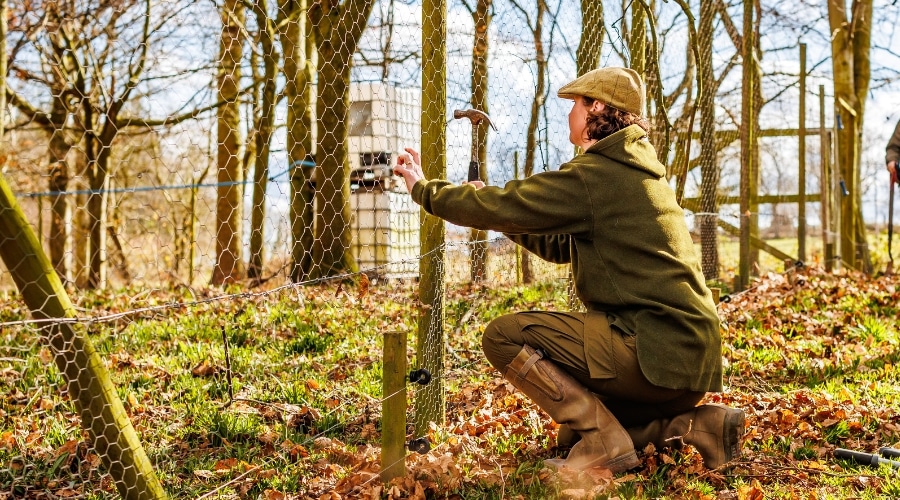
[1,266,900,499]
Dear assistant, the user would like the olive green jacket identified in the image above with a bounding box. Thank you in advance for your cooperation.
[411,124,722,392]
[887,119,900,165]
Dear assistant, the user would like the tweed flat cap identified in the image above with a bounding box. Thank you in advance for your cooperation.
[557,67,646,116]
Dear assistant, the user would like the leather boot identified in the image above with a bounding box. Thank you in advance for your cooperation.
[504,345,641,472]
[556,424,578,448]
[627,404,744,469]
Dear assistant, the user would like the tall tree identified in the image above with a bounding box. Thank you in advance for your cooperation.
[10,0,154,289]
[309,0,376,278]
[247,0,282,283]
[828,0,873,272]
[510,0,548,284]
[280,0,316,282]
[72,0,154,289]
[697,0,719,279]
[6,25,77,283]
[462,0,493,283]
[6,0,82,283]
[211,0,246,285]
[9,0,223,288]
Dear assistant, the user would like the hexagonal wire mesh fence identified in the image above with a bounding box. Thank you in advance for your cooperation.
[0,0,856,496]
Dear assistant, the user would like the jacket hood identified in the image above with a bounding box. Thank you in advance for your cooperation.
[585,124,666,179]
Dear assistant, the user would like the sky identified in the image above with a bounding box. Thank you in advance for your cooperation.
[7,0,900,251]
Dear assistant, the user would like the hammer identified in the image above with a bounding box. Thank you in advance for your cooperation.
[889,167,899,275]
[453,108,497,182]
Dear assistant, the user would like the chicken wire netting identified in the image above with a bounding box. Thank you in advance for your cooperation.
[0,0,845,496]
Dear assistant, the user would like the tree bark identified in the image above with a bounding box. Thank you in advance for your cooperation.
[629,3,646,76]
[738,0,755,290]
[248,0,281,283]
[309,0,375,278]
[698,0,719,280]
[211,0,245,285]
[280,0,316,282]
[85,143,109,289]
[47,96,72,284]
[468,0,492,284]
[510,0,547,284]
[828,0,873,272]
[577,0,603,76]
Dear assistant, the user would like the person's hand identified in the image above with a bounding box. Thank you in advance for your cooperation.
[889,161,898,184]
[463,180,485,189]
[394,147,425,193]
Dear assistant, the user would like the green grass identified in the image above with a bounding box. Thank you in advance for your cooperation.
[3,268,900,498]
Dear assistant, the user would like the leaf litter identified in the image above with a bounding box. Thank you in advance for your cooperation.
[3,267,900,497]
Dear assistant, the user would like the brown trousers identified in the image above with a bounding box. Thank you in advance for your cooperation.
[482,310,705,427]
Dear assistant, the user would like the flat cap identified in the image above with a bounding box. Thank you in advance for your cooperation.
[557,67,646,116]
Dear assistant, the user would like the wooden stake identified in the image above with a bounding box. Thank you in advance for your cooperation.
[381,331,407,483]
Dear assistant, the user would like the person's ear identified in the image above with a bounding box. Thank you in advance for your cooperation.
[590,100,605,113]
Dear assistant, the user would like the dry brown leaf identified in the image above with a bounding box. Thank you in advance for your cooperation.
[212,458,252,472]
[191,359,219,377]
[38,348,53,365]
[358,273,370,300]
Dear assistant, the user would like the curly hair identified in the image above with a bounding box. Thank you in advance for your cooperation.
[582,96,650,141]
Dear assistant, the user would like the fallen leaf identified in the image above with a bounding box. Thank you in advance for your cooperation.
[358,273,370,300]
[191,359,219,377]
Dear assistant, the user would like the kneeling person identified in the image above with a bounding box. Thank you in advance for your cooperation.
[393,67,744,472]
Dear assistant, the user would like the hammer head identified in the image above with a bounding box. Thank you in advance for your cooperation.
[453,108,497,131]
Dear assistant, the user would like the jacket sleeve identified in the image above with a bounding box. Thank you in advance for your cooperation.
[504,234,572,264]
[888,120,900,165]
[410,163,594,236]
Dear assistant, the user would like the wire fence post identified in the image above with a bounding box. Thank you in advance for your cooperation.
[381,331,407,483]
[416,0,447,435]
[798,42,807,263]
[820,85,833,271]
[0,174,167,500]
[738,0,755,291]
[832,103,843,271]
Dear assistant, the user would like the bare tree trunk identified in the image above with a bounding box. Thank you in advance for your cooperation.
[698,0,718,280]
[309,0,376,278]
[828,0,873,272]
[85,135,108,289]
[47,99,72,283]
[629,3,646,75]
[510,0,547,285]
[467,0,492,283]
[280,0,315,282]
[211,0,245,285]
[738,0,755,290]
[577,0,603,76]
[313,44,355,277]
[249,1,280,283]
